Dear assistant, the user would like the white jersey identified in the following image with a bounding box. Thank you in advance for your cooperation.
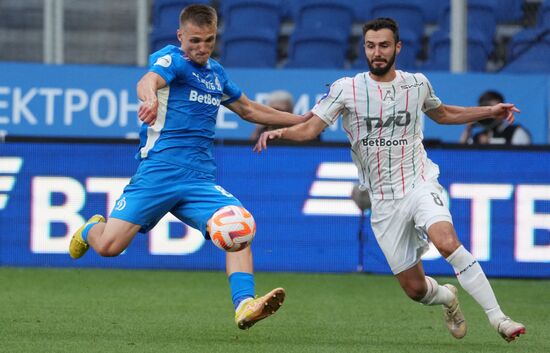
[312,70,442,200]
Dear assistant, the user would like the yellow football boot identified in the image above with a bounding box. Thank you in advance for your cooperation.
[69,214,105,259]
[235,287,285,330]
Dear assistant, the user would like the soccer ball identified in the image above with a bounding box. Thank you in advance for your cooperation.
[207,205,256,252]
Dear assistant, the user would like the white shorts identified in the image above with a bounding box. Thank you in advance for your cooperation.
[370,179,453,274]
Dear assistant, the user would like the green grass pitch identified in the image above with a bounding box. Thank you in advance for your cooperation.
[1,267,548,353]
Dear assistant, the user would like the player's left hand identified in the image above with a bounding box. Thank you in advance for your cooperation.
[490,103,520,124]
[302,111,314,122]
[138,98,159,126]
[253,129,285,153]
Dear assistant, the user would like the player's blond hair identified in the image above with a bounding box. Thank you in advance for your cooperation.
[179,4,217,28]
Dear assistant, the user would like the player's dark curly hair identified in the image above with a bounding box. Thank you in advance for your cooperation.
[362,17,400,44]
[180,4,217,27]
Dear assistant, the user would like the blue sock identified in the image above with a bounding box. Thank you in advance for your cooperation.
[229,272,255,310]
[81,222,99,243]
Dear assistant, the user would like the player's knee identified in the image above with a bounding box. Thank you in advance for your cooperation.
[436,237,461,258]
[96,242,124,257]
[430,224,461,258]
[207,205,256,252]
[403,281,427,301]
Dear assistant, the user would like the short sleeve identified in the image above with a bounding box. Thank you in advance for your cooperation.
[149,53,178,84]
[311,78,347,126]
[221,76,242,105]
[419,74,442,113]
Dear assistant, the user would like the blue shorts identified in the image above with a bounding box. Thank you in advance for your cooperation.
[110,158,242,236]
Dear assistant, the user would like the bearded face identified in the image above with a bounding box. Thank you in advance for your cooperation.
[364,28,401,78]
[367,47,397,76]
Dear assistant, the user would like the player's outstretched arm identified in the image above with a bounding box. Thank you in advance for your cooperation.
[426,103,520,125]
[253,114,327,153]
[137,72,167,126]
[227,93,307,126]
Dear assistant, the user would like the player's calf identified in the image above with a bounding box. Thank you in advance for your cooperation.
[69,214,105,259]
[94,241,125,257]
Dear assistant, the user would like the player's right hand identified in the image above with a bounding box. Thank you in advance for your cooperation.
[138,98,159,126]
[490,103,520,124]
[253,129,285,153]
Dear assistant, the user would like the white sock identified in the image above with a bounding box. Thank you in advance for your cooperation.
[446,245,506,327]
[235,297,253,312]
[420,276,454,306]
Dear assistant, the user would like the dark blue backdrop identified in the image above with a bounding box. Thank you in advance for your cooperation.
[0,142,549,277]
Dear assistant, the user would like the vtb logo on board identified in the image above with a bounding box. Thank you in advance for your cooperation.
[0,157,23,210]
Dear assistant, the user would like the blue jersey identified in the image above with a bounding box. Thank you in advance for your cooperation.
[137,45,242,175]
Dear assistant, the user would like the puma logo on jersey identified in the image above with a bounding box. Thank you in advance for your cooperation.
[191,72,221,91]
[364,111,411,132]
[401,82,424,90]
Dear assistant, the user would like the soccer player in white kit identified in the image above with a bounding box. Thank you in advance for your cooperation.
[254,18,526,342]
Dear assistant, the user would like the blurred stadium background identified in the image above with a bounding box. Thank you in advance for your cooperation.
[0,1,549,352]
[2,0,550,71]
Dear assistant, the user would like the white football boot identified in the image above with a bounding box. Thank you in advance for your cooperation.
[442,284,467,339]
[496,317,526,342]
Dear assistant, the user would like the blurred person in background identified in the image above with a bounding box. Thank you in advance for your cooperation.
[250,90,294,140]
[254,17,526,343]
[68,4,309,330]
[250,90,321,141]
[460,90,531,145]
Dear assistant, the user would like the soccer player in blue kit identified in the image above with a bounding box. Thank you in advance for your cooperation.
[69,4,305,329]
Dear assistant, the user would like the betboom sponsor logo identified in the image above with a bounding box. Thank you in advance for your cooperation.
[29,176,204,255]
[361,138,408,147]
[302,162,550,263]
[189,90,221,106]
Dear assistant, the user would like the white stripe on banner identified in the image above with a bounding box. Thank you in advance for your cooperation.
[317,162,358,179]
[303,199,361,216]
[0,176,15,191]
[0,157,23,173]
[0,195,8,209]
[309,181,355,197]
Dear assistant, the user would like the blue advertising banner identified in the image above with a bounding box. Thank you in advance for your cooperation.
[0,142,549,277]
[0,63,145,139]
[0,62,548,143]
